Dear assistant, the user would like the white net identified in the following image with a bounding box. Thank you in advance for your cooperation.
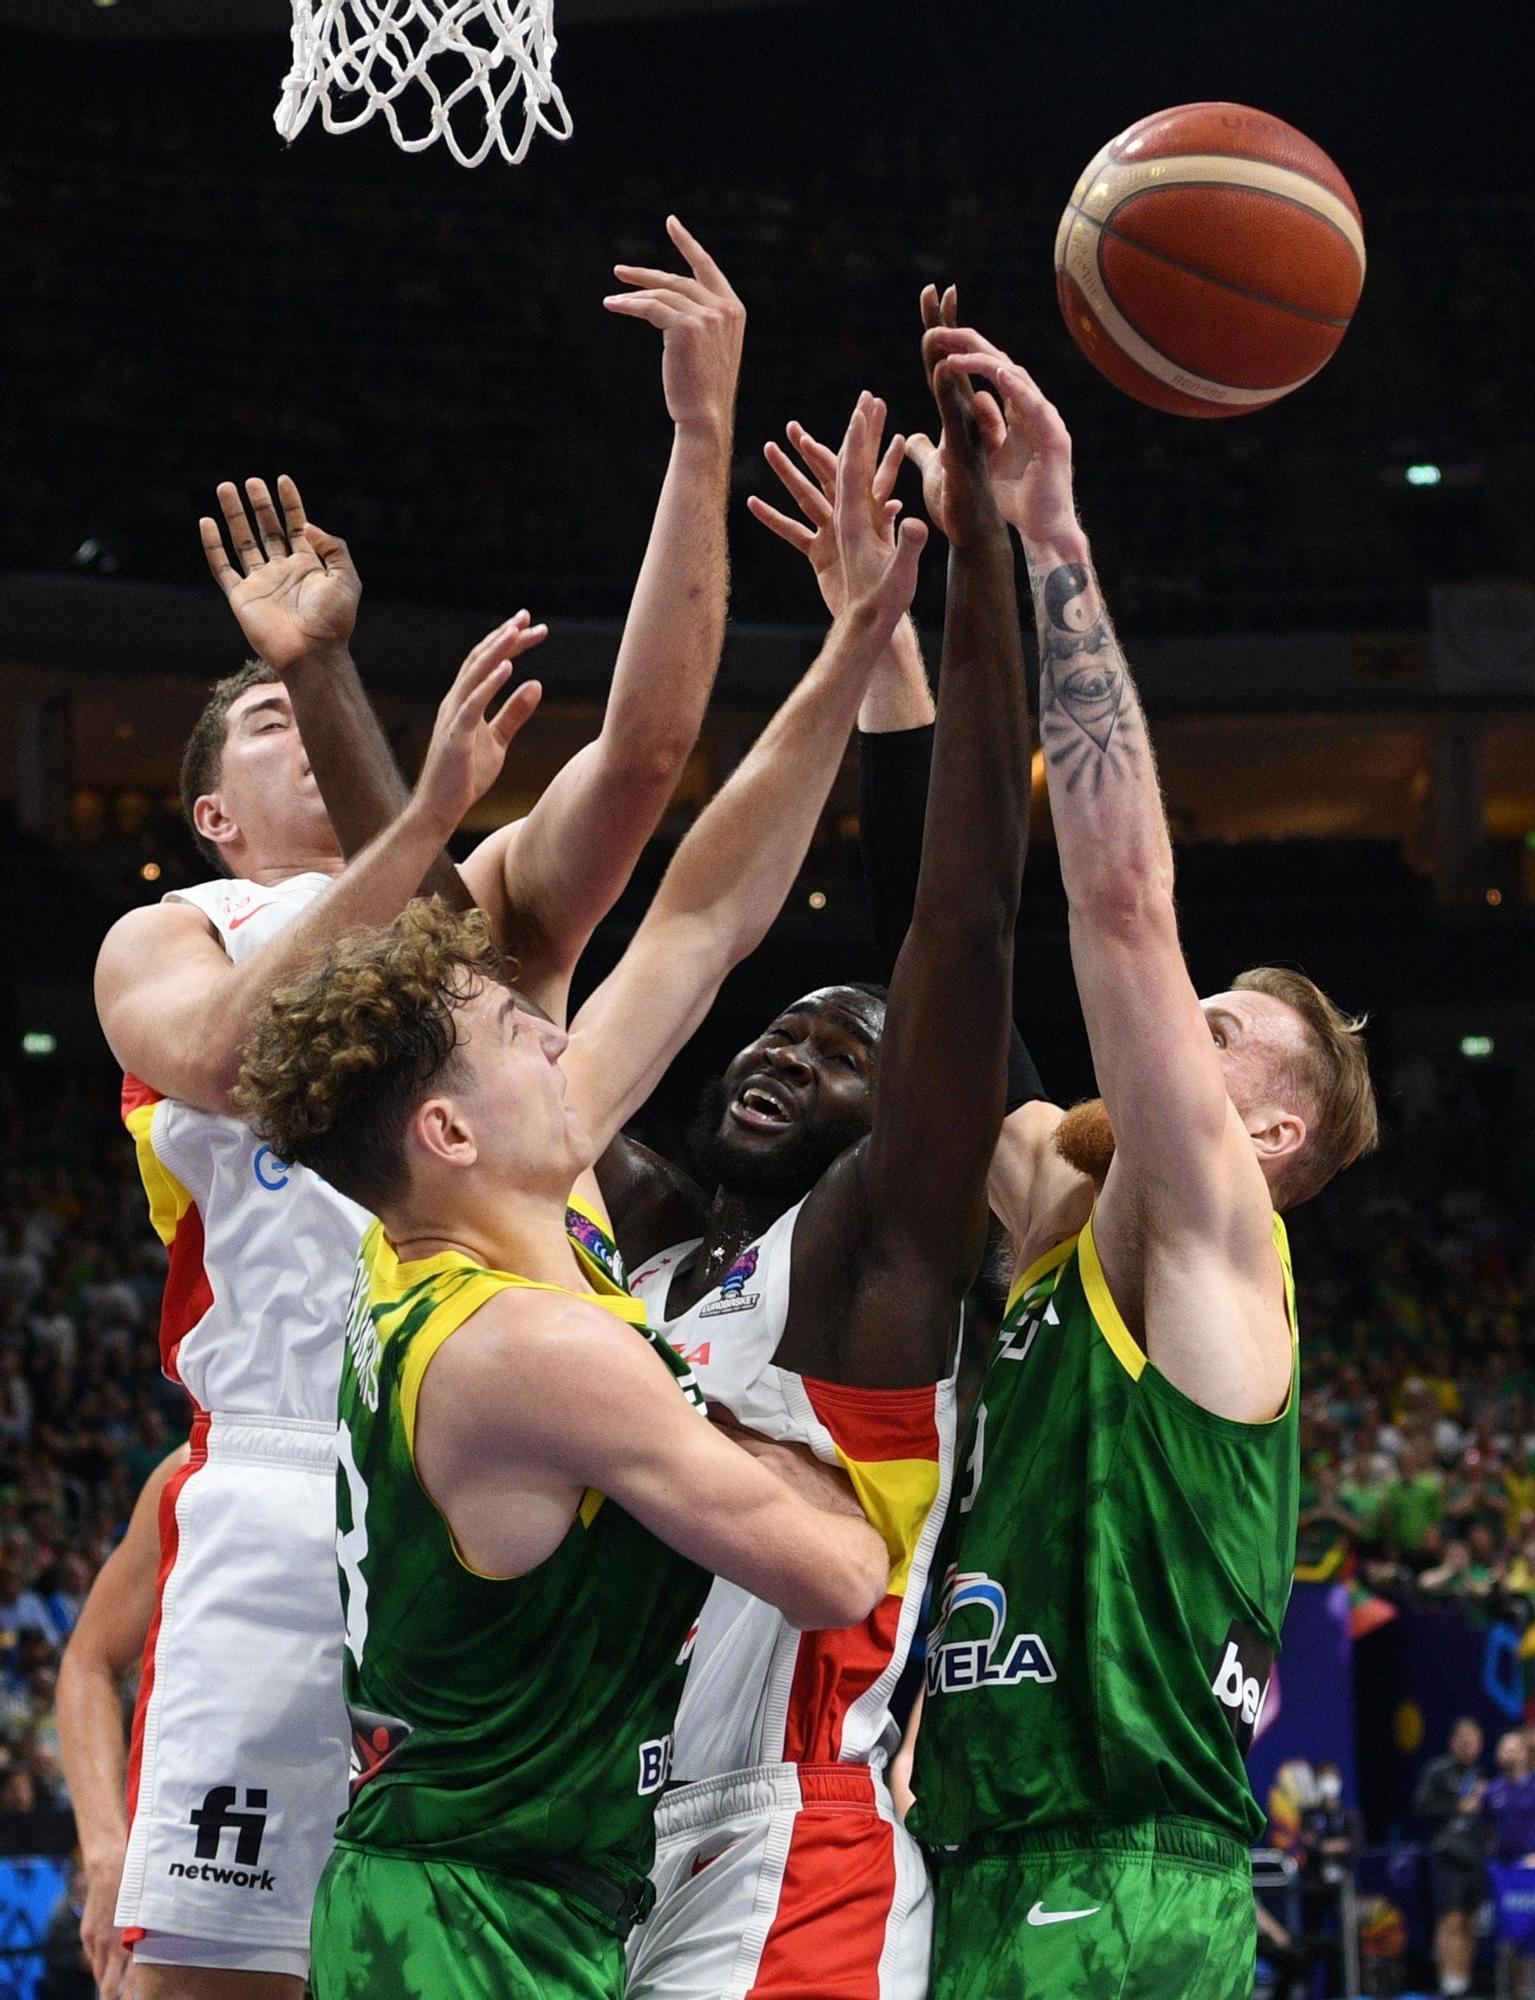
[275,0,573,170]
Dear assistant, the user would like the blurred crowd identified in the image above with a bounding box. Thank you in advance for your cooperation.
[1293,1051,1535,1638]
[0,1074,180,1821]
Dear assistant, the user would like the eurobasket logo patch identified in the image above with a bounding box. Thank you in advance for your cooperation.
[566,1206,626,1290]
[699,1246,760,1319]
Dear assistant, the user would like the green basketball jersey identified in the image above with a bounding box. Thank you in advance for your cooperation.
[910,1209,1299,1850]
[334,1198,708,1896]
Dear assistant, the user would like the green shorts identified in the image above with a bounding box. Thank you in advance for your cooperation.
[930,1816,1256,2000]
[309,1843,627,2000]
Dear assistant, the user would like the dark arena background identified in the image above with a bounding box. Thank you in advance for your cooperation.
[0,2,1531,1994]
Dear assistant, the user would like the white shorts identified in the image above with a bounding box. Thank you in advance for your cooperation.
[116,1412,350,1965]
[626,1762,933,2000]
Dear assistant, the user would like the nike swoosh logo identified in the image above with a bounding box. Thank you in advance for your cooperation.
[227,901,282,930]
[1027,1901,1101,1927]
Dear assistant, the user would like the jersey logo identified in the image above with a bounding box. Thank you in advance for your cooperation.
[925,1567,1057,1695]
[1026,1901,1100,1927]
[226,899,283,931]
[566,1207,627,1289]
[998,1293,1057,1363]
[699,1246,760,1318]
[1209,1619,1275,1753]
[638,1734,673,1795]
[347,1705,412,1800]
[252,1145,291,1192]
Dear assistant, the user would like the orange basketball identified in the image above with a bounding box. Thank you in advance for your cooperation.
[1054,102,1365,418]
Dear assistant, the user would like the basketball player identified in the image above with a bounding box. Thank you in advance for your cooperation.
[616,299,1032,2000]
[92,219,747,2000]
[896,327,1379,2000]
[59,1446,189,2000]
[233,404,929,2000]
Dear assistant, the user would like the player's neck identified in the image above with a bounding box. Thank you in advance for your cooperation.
[388,1182,586,1291]
[691,1188,785,1286]
[231,851,345,887]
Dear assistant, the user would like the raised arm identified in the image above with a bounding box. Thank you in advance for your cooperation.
[565,395,927,1157]
[784,298,1031,1389]
[751,400,1048,1121]
[59,1445,188,1999]
[96,632,543,1111]
[930,337,1276,1243]
[458,218,744,1015]
[201,474,471,913]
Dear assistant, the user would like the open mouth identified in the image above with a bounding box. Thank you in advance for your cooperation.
[730,1082,794,1131]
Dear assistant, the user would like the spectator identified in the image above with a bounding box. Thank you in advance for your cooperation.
[1415,1717,1489,1999]
[1384,1438,1446,1561]
[0,1561,61,1652]
[1486,1731,1535,1864]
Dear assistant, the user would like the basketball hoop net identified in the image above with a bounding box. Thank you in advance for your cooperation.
[275,0,573,170]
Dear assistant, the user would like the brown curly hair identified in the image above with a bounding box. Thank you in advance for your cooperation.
[234,899,507,1215]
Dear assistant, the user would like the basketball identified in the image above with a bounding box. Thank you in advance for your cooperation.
[1054,101,1365,417]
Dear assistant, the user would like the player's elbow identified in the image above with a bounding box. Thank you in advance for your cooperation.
[779,1521,890,1633]
[1069,863,1177,942]
[604,729,695,800]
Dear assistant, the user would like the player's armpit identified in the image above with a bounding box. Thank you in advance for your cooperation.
[989,1099,1066,1255]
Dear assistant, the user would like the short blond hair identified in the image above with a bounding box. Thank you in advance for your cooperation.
[1234,966,1378,1207]
[234,899,505,1215]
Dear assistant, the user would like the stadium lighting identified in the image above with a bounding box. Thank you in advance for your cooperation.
[21,1032,57,1057]
[1405,463,1442,487]
[807,891,828,911]
[1460,1035,1494,1060]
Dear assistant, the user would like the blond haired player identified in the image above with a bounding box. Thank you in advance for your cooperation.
[896,327,1379,2000]
[91,221,746,1999]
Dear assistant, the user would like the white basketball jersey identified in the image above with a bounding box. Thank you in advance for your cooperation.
[122,873,372,1422]
[631,1201,956,1782]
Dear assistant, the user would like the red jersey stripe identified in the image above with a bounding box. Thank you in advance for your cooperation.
[124,1414,209,1821]
[120,1072,163,1120]
[747,1766,892,1998]
[801,1377,941,1464]
[783,1594,905,1768]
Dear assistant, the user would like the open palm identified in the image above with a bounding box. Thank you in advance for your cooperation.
[201,475,361,673]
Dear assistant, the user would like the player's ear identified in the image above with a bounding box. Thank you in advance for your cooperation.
[1243,1102,1307,1170]
[413,1095,478,1172]
[192,791,239,859]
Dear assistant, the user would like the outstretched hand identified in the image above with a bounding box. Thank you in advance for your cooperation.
[917,326,1080,551]
[832,393,927,630]
[413,615,547,840]
[200,475,361,675]
[604,215,746,439]
[904,285,1009,549]
[745,400,905,616]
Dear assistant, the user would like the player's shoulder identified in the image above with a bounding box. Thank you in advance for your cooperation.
[95,895,225,997]
[455,1283,645,1382]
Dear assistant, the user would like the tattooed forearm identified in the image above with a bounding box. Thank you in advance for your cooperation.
[1029,558,1142,796]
